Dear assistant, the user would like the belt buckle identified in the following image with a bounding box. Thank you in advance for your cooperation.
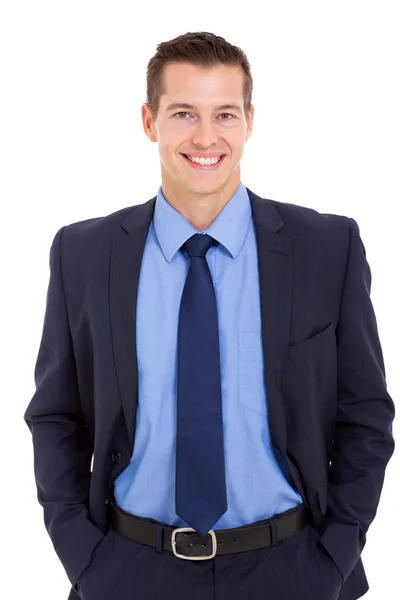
[171,527,217,560]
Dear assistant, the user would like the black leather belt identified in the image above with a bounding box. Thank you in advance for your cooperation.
[107,496,310,561]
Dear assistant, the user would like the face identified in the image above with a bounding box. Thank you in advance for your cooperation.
[142,62,254,200]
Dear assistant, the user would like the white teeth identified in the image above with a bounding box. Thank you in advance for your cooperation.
[186,155,222,165]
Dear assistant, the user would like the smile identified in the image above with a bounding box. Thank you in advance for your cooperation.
[181,154,226,170]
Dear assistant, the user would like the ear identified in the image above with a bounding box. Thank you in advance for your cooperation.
[141,103,157,142]
[245,105,254,141]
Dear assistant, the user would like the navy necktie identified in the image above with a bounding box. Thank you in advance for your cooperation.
[175,233,228,536]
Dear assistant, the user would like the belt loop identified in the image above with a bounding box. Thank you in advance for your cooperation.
[155,524,164,553]
[269,518,278,547]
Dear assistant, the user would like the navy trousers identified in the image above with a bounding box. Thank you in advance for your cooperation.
[76,503,349,600]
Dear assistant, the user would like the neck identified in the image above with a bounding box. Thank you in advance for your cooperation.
[160,171,241,232]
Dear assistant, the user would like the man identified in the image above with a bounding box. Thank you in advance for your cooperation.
[24,31,395,600]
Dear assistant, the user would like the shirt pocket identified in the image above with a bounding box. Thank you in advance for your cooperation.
[238,331,267,416]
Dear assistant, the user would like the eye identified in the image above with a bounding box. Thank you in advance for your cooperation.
[173,111,234,120]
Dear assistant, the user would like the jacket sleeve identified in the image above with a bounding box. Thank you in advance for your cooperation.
[317,217,395,583]
[23,226,105,589]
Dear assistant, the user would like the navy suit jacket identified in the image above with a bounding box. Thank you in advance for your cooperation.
[24,188,395,600]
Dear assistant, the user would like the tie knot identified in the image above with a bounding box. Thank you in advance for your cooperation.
[182,234,217,258]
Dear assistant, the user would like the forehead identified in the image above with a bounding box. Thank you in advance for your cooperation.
[159,62,244,107]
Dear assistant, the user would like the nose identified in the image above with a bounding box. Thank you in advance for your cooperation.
[191,118,218,148]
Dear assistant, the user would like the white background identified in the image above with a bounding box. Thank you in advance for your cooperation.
[1,1,399,598]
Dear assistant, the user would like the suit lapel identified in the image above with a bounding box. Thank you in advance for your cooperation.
[109,199,156,447]
[109,189,292,457]
[247,188,292,456]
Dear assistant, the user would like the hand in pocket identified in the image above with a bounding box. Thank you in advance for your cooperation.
[77,529,116,599]
[306,525,343,599]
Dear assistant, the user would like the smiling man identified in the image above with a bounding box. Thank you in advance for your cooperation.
[24,31,395,600]
[141,59,254,232]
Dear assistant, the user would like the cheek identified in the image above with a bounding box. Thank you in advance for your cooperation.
[159,122,188,140]
[157,143,182,172]
[159,133,185,156]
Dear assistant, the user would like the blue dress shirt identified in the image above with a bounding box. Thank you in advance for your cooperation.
[113,181,303,529]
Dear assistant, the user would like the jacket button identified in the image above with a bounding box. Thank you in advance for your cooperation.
[111,452,121,463]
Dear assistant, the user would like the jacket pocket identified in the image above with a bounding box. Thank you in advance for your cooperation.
[287,321,335,359]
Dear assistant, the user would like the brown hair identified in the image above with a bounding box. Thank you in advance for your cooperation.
[146,31,253,121]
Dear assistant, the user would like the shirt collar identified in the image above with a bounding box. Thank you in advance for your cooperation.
[153,181,252,263]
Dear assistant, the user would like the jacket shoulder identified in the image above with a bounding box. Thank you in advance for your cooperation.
[57,197,155,269]
[262,198,355,274]
[64,199,152,239]
[268,198,350,236]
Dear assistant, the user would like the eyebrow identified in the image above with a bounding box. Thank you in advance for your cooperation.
[165,102,243,113]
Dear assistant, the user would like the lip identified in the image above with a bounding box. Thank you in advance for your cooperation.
[183,152,226,158]
[181,153,226,171]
